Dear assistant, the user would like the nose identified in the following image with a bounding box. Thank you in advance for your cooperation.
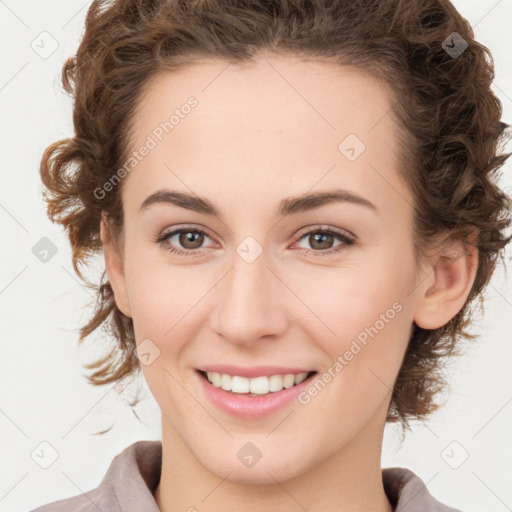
[209,247,289,347]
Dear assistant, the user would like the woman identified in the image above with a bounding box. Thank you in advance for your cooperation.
[33,0,511,510]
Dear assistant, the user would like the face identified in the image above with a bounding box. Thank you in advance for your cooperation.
[102,55,434,484]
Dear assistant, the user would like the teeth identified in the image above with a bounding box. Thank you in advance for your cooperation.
[205,371,310,395]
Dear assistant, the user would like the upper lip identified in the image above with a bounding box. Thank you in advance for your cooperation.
[197,365,316,378]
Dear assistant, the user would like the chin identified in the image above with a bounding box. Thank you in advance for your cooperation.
[196,444,311,486]
[216,462,302,486]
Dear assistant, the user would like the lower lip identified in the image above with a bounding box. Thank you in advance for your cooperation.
[196,370,317,419]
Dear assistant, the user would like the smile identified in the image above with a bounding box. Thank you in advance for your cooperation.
[202,370,315,395]
[196,369,318,419]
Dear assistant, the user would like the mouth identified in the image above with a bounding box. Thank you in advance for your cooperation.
[196,369,318,397]
[195,368,319,419]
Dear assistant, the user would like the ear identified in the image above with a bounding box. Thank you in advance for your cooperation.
[100,212,132,318]
[413,230,479,330]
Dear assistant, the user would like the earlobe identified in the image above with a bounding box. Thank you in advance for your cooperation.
[100,213,132,318]
[413,231,479,330]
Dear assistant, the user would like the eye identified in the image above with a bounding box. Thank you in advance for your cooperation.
[154,225,356,257]
[154,226,215,256]
[293,226,356,257]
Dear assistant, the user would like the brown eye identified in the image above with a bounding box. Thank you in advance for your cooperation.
[156,226,215,256]
[177,230,205,249]
[294,227,356,256]
[308,232,336,250]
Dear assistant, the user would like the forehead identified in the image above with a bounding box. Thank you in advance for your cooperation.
[133,55,395,138]
[123,54,412,219]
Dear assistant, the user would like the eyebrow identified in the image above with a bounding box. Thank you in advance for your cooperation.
[139,188,377,218]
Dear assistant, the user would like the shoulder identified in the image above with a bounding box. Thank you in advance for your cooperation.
[30,440,162,512]
[30,491,116,512]
[383,466,464,512]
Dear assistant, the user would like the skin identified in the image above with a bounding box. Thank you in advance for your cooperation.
[100,54,478,512]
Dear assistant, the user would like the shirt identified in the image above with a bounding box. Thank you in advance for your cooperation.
[30,440,463,511]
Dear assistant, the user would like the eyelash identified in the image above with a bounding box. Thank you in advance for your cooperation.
[154,225,356,258]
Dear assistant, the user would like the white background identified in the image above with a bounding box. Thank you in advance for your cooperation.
[1,1,511,511]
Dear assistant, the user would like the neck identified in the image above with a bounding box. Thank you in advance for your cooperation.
[154,409,394,512]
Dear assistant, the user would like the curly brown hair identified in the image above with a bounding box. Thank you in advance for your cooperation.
[39,0,511,433]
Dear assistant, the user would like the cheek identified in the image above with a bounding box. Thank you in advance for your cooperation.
[123,244,206,331]
[290,264,406,335]
[123,264,216,387]
[290,253,414,383]
[300,293,410,432]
